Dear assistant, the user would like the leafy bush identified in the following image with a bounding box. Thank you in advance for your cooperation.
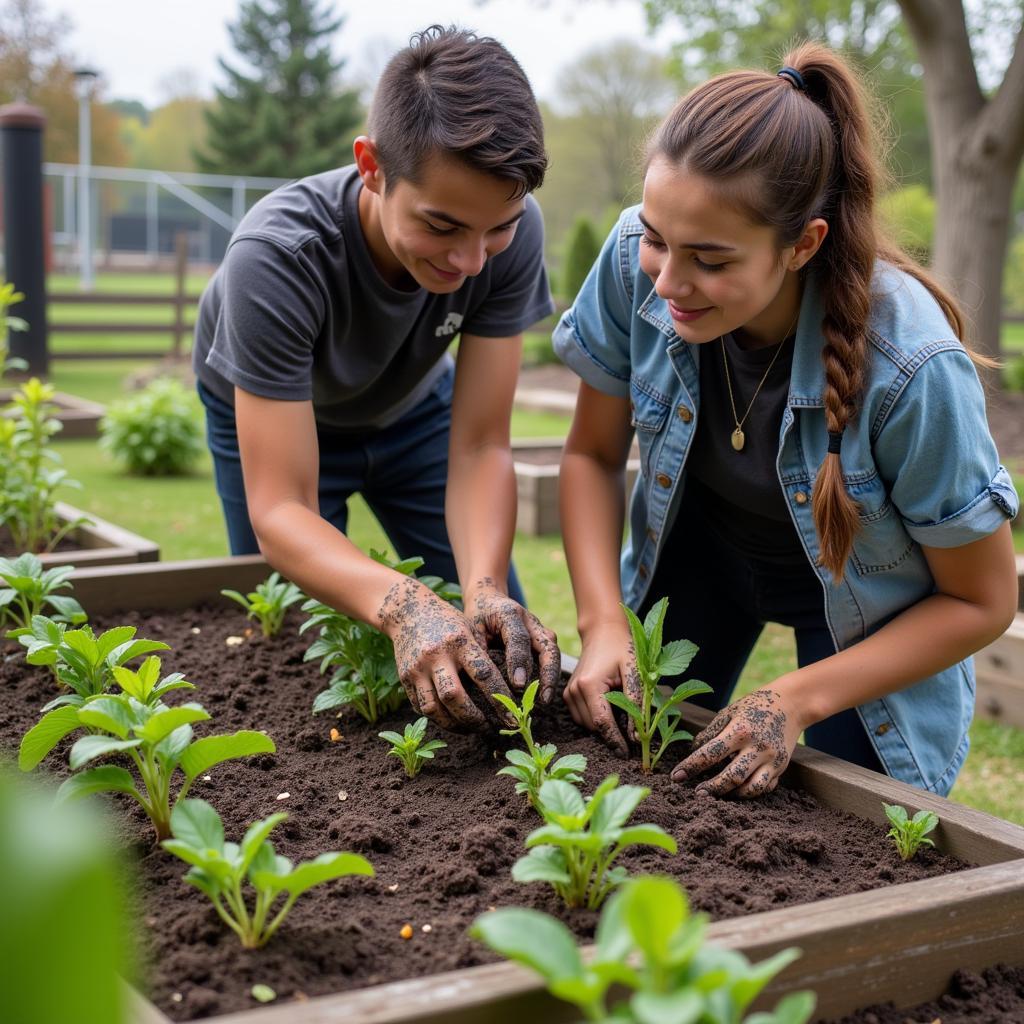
[1003,355,1024,392]
[472,874,815,1024]
[163,798,374,948]
[100,377,203,476]
[0,554,86,635]
[879,184,935,263]
[561,214,601,303]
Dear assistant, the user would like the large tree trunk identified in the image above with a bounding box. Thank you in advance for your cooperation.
[899,0,1024,380]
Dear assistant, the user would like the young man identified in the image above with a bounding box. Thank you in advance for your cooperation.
[193,26,560,731]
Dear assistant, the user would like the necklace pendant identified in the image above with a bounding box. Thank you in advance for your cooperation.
[731,427,745,451]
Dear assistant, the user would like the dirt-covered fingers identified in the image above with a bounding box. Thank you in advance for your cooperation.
[496,611,533,691]
[399,672,456,731]
[566,673,628,758]
[524,611,560,703]
[455,643,517,728]
[693,747,767,797]
[622,656,642,743]
[734,764,780,800]
[429,662,486,731]
[670,718,738,783]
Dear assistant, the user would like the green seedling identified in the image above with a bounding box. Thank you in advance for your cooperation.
[162,798,374,949]
[302,550,460,723]
[19,620,174,709]
[494,680,587,809]
[605,597,713,773]
[472,874,815,1024]
[884,802,939,861]
[0,554,86,635]
[222,571,305,637]
[513,775,677,910]
[0,280,28,374]
[18,657,275,840]
[378,716,447,778]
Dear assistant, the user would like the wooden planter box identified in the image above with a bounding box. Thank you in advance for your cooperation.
[974,554,1024,727]
[56,559,1024,1023]
[18,500,160,568]
[513,438,640,535]
[1,387,105,439]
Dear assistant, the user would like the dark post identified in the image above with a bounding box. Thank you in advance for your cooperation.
[0,102,47,376]
[172,231,187,358]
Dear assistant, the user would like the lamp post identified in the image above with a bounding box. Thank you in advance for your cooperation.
[73,67,99,292]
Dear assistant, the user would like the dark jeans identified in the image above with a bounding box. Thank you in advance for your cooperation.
[640,495,884,772]
[198,370,525,604]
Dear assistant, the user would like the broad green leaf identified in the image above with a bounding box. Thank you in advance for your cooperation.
[605,691,642,720]
[632,990,702,1024]
[94,626,138,661]
[77,697,135,740]
[730,948,804,1013]
[745,990,817,1024]
[511,846,571,885]
[583,775,621,825]
[138,704,210,745]
[883,802,908,827]
[312,689,347,713]
[419,741,446,754]
[911,810,938,832]
[18,706,82,770]
[616,825,678,853]
[643,597,668,659]
[521,681,538,715]
[267,852,374,898]
[595,886,634,962]
[470,907,583,983]
[491,692,518,715]
[46,594,86,623]
[503,748,536,769]
[590,784,648,833]
[378,731,404,746]
[239,813,288,875]
[407,717,428,741]
[549,975,614,1011]
[155,724,193,768]
[179,731,276,782]
[622,876,688,963]
[537,779,586,821]
[551,753,587,775]
[170,798,226,854]
[69,735,143,770]
[111,639,171,665]
[55,764,139,804]
[666,679,714,705]
[61,629,100,660]
[621,604,649,668]
[496,765,530,783]
[658,639,700,678]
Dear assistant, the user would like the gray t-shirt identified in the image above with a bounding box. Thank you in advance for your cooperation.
[193,165,554,431]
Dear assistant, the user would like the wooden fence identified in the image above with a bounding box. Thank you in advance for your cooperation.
[48,234,201,360]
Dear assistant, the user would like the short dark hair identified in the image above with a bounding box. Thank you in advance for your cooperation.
[367,25,547,199]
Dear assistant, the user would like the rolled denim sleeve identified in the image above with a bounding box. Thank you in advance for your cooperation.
[552,212,635,398]
[874,346,1019,548]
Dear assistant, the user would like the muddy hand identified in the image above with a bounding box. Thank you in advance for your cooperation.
[378,577,515,732]
[670,688,801,798]
[466,577,560,703]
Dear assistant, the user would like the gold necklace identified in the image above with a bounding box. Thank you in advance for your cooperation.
[720,313,798,452]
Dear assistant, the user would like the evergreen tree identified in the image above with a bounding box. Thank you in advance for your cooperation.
[562,216,601,304]
[196,0,362,179]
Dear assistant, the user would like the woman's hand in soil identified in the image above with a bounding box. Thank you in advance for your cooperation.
[562,624,643,758]
[670,687,807,798]
[465,577,561,703]
[378,577,515,732]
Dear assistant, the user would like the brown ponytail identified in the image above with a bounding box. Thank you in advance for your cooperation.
[648,41,974,581]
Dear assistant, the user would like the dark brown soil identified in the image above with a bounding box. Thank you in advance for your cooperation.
[0,603,972,1021]
[822,963,1024,1023]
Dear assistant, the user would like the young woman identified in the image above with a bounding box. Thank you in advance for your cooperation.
[554,42,1019,798]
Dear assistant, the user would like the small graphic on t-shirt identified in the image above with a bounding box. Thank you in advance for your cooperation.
[434,312,464,338]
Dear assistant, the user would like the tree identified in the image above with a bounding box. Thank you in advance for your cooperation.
[643,0,1024,367]
[561,215,602,303]
[555,40,675,208]
[195,0,362,179]
[0,0,124,165]
[129,99,210,173]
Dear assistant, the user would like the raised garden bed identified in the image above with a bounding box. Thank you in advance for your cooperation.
[0,500,160,567]
[1,387,105,439]
[512,438,640,535]
[2,557,1023,1024]
[974,554,1024,727]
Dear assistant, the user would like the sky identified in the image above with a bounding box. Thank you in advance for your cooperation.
[55,0,667,110]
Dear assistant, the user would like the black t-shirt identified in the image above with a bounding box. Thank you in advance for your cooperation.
[193,165,554,431]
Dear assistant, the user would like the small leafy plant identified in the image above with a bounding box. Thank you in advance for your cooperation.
[605,597,713,773]
[162,798,374,948]
[512,776,677,910]
[471,874,815,1024]
[378,716,447,778]
[19,621,172,709]
[303,550,460,723]
[222,572,305,637]
[0,279,28,375]
[495,680,586,809]
[883,802,939,861]
[99,377,204,476]
[18,657,275,840]
[0,554,86,635]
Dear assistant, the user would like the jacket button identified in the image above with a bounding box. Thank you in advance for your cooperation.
[875,722,890,736]
[638,564,649,579]
[656,473,672,488]
[677,405,693,423]
[794,491,809,505]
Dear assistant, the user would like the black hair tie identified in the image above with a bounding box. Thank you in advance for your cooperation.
[777,66,806,92]
[827,430,844,455]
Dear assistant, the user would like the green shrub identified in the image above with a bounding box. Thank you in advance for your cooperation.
[879,184,935,263]
[1004,355,1024,392]
[561,215,601,304]
[100,377,203,476]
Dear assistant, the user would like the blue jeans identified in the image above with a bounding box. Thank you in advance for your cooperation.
[198,370,525,604]
[640,494,884,773]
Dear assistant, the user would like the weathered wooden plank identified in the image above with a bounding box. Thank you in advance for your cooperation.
[21,501,160,569]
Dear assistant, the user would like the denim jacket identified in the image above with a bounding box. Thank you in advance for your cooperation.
[553,206,1019,795]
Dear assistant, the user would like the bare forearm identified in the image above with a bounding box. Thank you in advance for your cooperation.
[779,592,1014,724]
[560,450,627,638]
[446,444,517,595]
